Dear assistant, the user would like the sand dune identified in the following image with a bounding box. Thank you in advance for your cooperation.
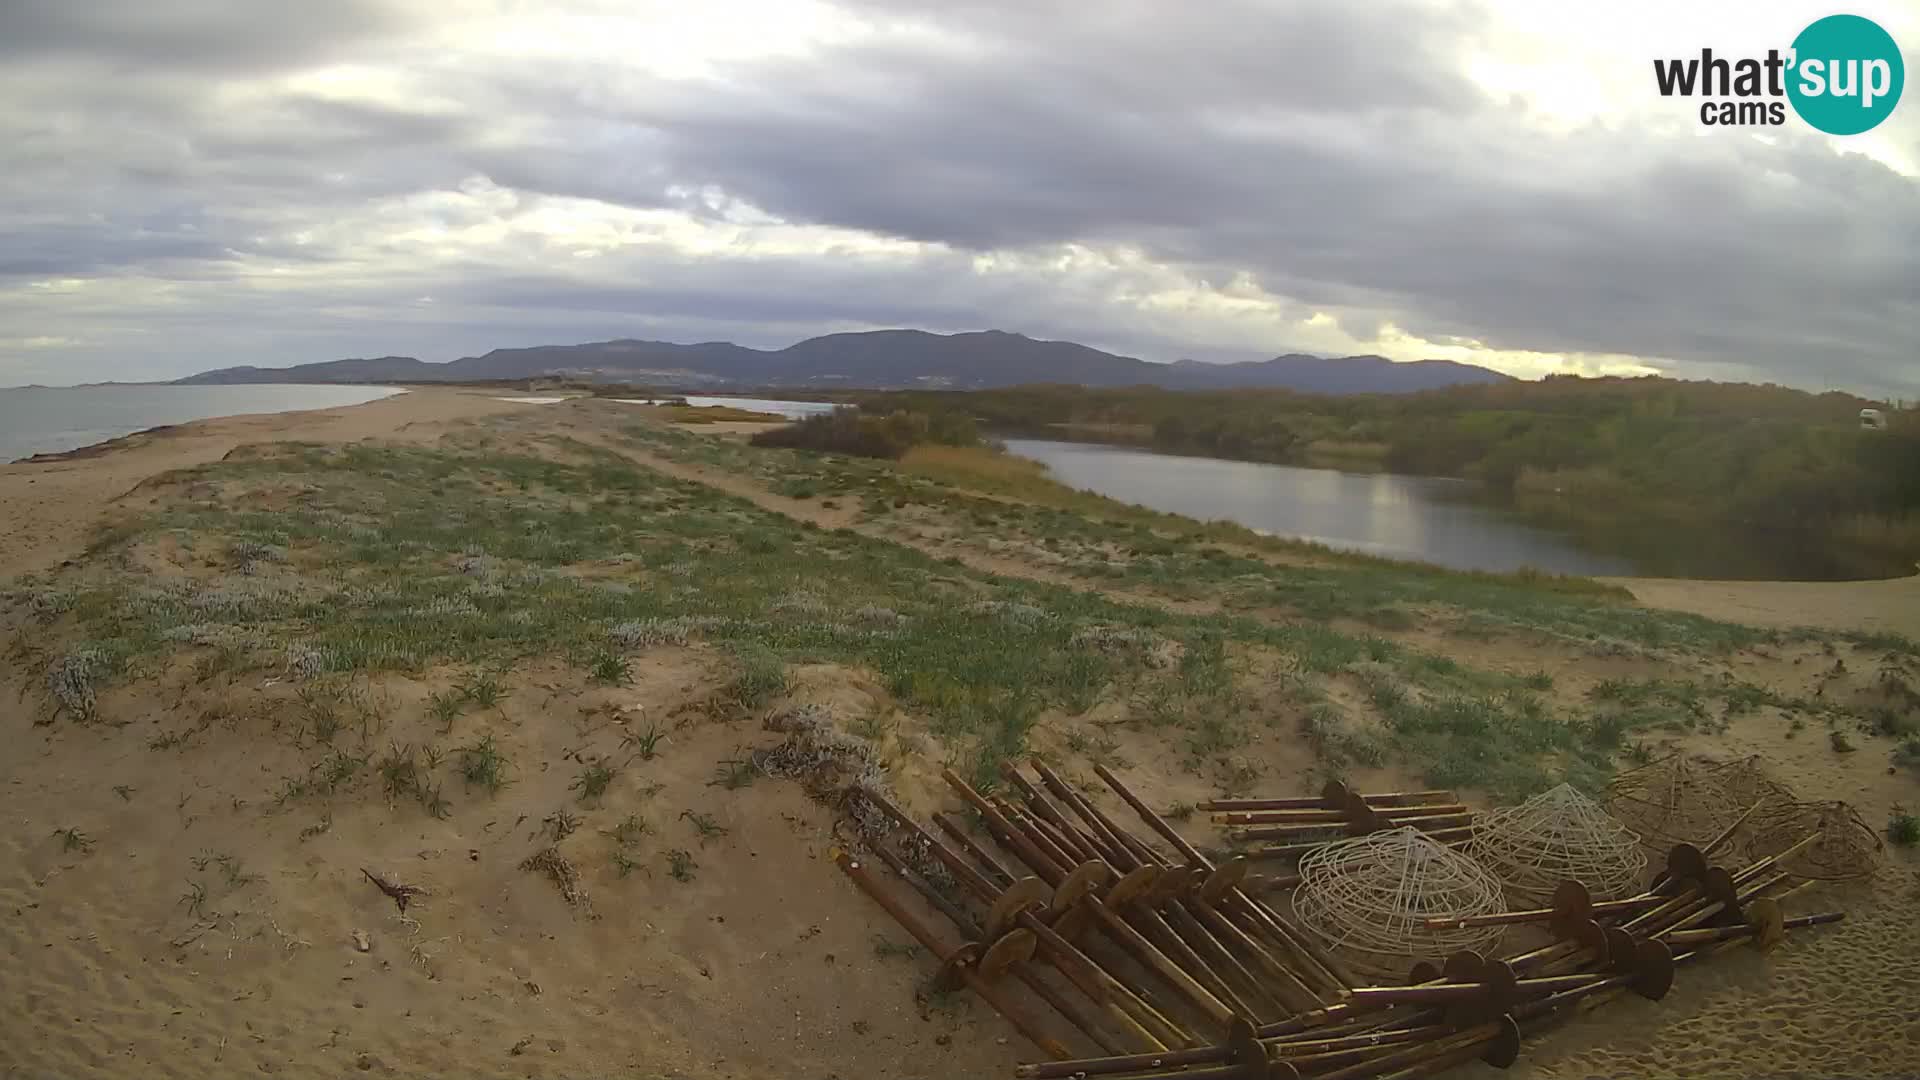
[2,393,1915,1079]
[1614,574,1920,640]
[0,388,528,581]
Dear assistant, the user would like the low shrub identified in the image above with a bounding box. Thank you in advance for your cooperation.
[751,409,978,460]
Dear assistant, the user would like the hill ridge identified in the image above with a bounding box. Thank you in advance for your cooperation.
[177,329,1513,394]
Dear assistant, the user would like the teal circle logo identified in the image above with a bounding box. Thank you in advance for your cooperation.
[1787,14,1904,135]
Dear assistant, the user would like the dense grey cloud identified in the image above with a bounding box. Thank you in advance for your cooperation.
[579,3,1919,391]
[0,0,1914,394]
[0,0,409,71]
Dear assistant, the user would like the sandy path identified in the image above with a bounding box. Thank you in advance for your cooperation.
[599,436,1221,615]
[609,424,1919,639]
[1613,573,1920,639]
[0,388,531,581]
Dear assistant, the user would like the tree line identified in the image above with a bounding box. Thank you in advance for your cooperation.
[844,377,1920,576]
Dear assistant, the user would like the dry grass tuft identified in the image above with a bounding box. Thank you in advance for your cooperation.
[754,704,888,801]
[519,847,591,909]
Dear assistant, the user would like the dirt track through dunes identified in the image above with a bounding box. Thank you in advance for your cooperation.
[4,396,1918,1080]
[589,433,1223,616]
[1616,573,1920,640]
[0,388,528,580]
[610,401,1920,650]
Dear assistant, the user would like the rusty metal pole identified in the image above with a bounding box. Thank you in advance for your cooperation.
[834,850,1073,1060]
[1202,789,1454,812]
[1095,763,1359,997]
[1012,798,1122,877]
[941,770,1069,884]
[1231,813,1475,843]
[1647,799,1767,892]
[1350,969,1623,1008]
[1010,1021,1447,1080]
[857,788,1001,897]
[1623,839,1815,941]
[1732,832,1822,885]
[856,780,1182,1053]
[865,840,1131,1057]
[1249,825,1477,862]
[997,797,1083,871]
[1062,806,1322,1015]
[1427,884,1665,932]
[1310,1018,1518,1080]
[1218,803,1469,826]
[986,802,1245,1036]
[1252,952,1482,1041]
[1005,796,1096,863]
[1662,909,1843,948]
[1013,1045,1230,1079]
[933,811,1016,887]
[1653,871,1792,938]
[856,788,1179,1051]
[1019,905,1189,1052]
[942,770,1207,1049]
[1003,764,1107,852]
[1031,763,1299,1021]
[1021,760,1290,1022]
[1048,765,1302,1020]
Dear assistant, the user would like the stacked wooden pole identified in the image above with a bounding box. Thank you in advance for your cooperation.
[834,766,1848,1080]
[1206,782,1475,862]
[837,762,1368,1060]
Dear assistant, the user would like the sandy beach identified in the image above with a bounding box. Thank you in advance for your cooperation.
[2,394,1915,1079]
[1613,574,1920,641]
[0,389,528,581]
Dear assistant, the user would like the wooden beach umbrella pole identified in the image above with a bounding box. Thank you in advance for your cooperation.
[863,839,1134,1056]
[1094,763,1360,996]
[859,785,1195,1052]
[1027,762,1306,1021]
[834,850,1074,1061]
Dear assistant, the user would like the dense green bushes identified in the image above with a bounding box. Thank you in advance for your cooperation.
[750,407,981,459]
[1154,412,1299,459]
[852,379,1920,574]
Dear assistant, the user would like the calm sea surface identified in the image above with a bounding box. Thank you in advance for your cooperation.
[0,384,405,462]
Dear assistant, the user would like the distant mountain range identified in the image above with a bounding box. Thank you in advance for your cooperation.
[176,329,1513,394]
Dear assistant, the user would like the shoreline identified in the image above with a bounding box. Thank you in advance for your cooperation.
[998,432,1912,584]
[0,383,411,464]
[11,422,190,464]
[0,387,533,580]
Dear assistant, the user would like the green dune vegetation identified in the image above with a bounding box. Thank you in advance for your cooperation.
[849,378,1920,578]
[749,406,983,458]
[11,399,1918,825]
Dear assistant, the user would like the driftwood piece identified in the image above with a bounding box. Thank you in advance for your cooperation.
[361,867,426,913]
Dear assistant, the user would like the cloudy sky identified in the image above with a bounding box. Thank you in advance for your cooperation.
[1,0,1915,394]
